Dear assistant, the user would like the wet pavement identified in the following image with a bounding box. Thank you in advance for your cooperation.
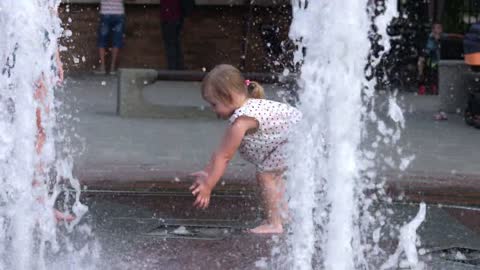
[57,74,480,269]
[60,74,480,180]
[80,191,480,269]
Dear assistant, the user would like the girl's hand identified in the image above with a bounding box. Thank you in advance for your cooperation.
[189,171,212,209]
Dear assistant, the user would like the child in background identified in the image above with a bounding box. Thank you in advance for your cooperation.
[417,22,463,95]
[189,64,302,234]
[95,0,125,75]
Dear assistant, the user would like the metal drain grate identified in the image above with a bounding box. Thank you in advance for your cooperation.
[142,218,258,240]
[429,247,480,266]
[144,224,245,240]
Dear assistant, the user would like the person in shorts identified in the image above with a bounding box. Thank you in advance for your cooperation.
[95,0,125,75]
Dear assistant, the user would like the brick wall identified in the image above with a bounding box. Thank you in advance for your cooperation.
[59,4,293,73]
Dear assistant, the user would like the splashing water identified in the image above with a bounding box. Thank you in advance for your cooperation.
[0,1,97,269]
[284,0,425,269]
[286,2,371,267]
[380,203,426,270]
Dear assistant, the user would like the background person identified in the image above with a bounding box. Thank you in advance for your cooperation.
[95,0,125,75]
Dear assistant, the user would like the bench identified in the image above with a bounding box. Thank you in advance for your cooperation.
[116,68,296,118]
[438,60,480,113]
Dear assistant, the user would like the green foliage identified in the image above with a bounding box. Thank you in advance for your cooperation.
[442,0,480,33]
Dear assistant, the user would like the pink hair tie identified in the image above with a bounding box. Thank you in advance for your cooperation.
[244,79,251,86]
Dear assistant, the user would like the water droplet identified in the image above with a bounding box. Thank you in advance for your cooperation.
[64,29,72,37]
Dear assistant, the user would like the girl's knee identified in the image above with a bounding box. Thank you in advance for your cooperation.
[257,172,284,190]
[258,170,284,179]
[257,171,273,181]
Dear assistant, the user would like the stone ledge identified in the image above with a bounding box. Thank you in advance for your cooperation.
[117,68,216,118]
[117,68,296,118]
[439,60,480,113]
[76,163,480,206]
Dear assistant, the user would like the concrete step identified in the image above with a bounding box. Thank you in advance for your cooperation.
[76,164,480,207]
[82,190,480,270]
[117,68,297,118]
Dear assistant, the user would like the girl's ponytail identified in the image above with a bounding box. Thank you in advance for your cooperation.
[246,80,265,99]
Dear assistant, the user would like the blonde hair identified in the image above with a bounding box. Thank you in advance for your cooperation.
[201,64,265,104]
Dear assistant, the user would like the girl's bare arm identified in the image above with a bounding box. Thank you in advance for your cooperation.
[204,116,258,189]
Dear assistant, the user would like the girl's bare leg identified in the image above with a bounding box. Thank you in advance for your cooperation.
[34,81,74,223]
[35,108,45,154]
[250,171,285,234]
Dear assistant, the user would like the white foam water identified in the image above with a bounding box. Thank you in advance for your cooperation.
[380,203,426,270]
[284,1,426,269]
[0,1,98,269]
[286,2,371,268]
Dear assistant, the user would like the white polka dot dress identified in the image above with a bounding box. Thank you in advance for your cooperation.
[229,99,302,172]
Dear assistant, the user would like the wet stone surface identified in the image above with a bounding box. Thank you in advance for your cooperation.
[78,191,480,269]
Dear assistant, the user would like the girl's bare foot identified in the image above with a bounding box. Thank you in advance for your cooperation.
[249,223,283,234]
[54,209,75,223]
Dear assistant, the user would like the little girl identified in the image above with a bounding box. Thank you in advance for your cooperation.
[190,64,302,234]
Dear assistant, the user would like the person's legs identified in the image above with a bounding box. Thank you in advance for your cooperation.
[417,56,426,95]
[110,48,119,74]
[423,63,437,95]
[95,15,110,74]
[96,48,106,74]
[250,171,285,234]
[110,15,125,74]
[174,20,184,70]
[417,56,425,80]
[162,22,179,70]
